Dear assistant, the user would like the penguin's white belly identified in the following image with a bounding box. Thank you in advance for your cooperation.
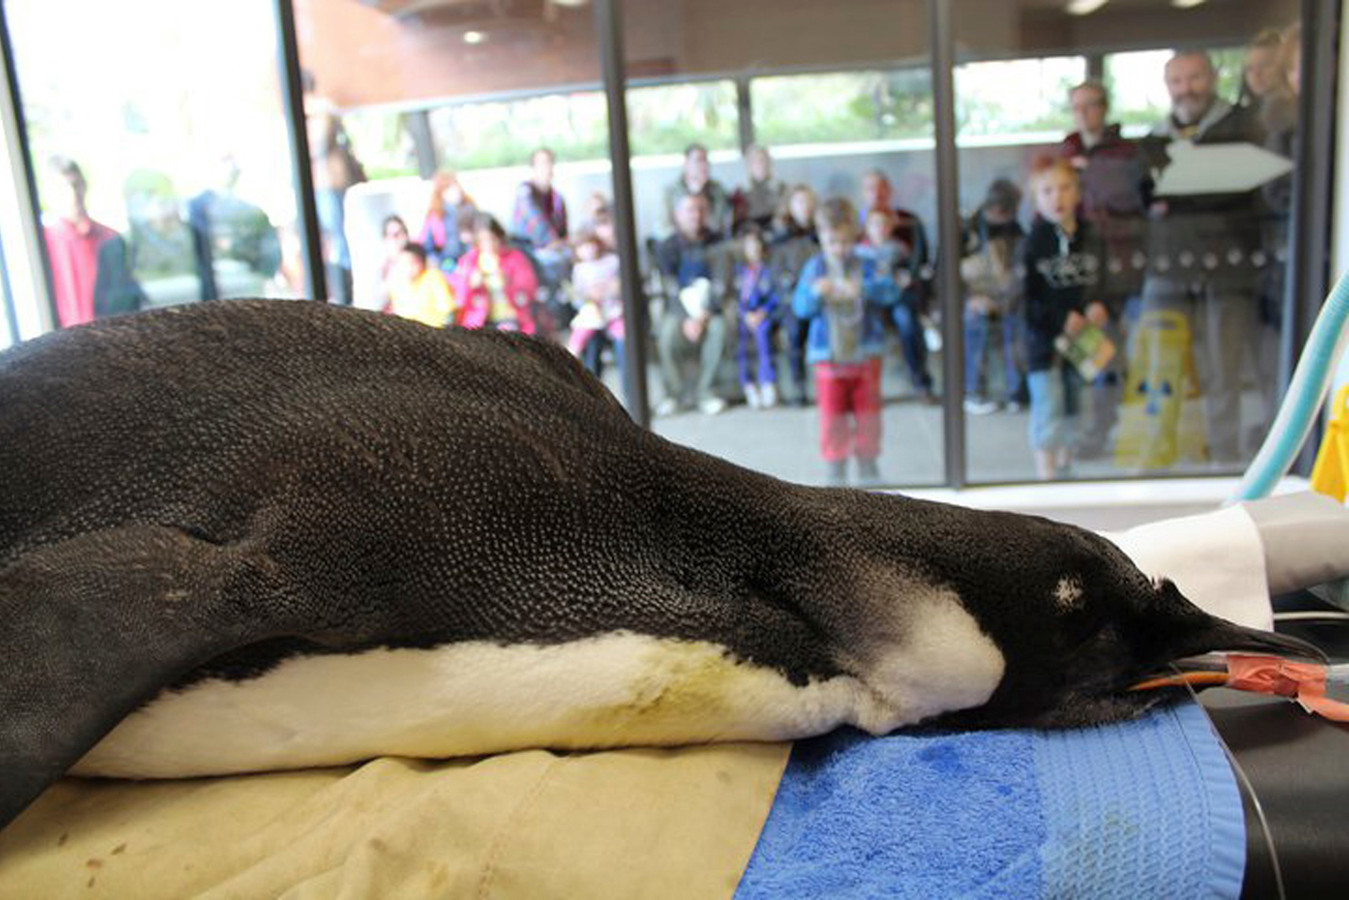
[74,602,1004,779]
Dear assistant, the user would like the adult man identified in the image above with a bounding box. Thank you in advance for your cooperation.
[1141,50,1264,464]
[43,156,141,327]
[1059,80,1151,457]
[654,194,729,416]
[664,144,732,238]
[187,154,281,301]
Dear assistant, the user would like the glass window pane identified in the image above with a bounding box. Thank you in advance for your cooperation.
[751,70,935,147]
[626,82,739,157]
[955,57,1087,140]
[1103,50,1175,132]
[625,0,942,489]
[295,0,622,400]
[7,0,308,329]
[427,92,612,170]
[341,108,420,180]
[955,0,1302,483]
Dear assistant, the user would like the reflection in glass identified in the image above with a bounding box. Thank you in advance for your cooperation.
[8,0,304,325]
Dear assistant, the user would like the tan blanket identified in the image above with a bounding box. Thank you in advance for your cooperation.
[0,743,790,899]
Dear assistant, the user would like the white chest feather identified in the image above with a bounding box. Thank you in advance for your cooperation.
[74,597,1004,779]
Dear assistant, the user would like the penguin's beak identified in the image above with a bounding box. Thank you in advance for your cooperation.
[1169,618,1325,665]
[1130,619,1326,692]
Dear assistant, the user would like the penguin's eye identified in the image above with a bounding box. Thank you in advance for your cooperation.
[1059,600,1109,652]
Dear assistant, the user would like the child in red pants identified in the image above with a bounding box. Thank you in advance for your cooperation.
[792,197,900,486]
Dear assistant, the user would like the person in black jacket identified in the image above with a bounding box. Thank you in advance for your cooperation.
[1140,50,1265,465]
[1022,160,1107,481]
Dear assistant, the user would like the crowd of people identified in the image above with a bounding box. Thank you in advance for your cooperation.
[39,26,1302,484]
[627,31,1300,482]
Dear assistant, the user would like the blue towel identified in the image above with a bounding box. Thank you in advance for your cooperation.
[736,698,1245,899]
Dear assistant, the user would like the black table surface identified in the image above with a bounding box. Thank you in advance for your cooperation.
[1201,594,1349,899]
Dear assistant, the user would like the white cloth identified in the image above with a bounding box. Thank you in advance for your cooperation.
[1104,491,1349,631]
[1103,504,1273,631]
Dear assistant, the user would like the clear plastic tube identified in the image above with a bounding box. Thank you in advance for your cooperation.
[1233,271,1349,502]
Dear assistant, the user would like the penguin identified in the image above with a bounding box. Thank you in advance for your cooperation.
[0,300,1318,829]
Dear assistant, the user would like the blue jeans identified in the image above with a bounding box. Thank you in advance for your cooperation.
[963,308,1026,402]
[891,302,933,391]
[780,306,810,400]
[1027,365,1081,451]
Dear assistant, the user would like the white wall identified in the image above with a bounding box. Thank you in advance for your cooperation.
[344,137,1056,310]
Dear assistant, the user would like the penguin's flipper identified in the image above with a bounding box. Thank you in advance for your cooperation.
[0,525,279,829]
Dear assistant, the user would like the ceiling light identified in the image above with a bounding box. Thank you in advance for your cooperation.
[1171,0,1206,7]
[463,30,485,45]
[1066,0,1109,14]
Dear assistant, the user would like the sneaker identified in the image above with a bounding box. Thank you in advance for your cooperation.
[825,460,848,486]
[698,396,727,416]
[760,383,779,408]
[1004,401,1024,414]
[921,316,942,352]
[963,397,999,415]
[744,383,762,409]
[654,397,680,417]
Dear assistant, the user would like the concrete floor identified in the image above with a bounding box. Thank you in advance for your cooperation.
[638,371,1249,491]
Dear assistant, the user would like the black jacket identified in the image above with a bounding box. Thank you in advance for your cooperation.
[1021,217,1104,372]
[1143,99,1266,271]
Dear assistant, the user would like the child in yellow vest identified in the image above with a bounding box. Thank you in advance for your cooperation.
[390,242,458,328]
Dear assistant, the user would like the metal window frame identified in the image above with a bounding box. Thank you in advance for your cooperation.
[930,0,967,487]
[1284,0,1341,476]
[275,0,328,303]
[595,0,651,424]
[0,0,54,339]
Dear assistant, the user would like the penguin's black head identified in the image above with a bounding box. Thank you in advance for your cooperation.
[927,519,1323,730]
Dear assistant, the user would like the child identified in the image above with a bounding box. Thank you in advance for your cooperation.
[567,227,625,380]
[735,225,780,408]
[419,171,475,268]
[388,242,457,328]
[793,197,900,487]
[1021,159,1108,480]
[449,213,539,334]
[961,179,1027,415]
[363,214,409,314]
[858,208,936,403]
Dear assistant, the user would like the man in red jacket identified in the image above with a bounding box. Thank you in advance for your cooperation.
[43,156,119,329]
